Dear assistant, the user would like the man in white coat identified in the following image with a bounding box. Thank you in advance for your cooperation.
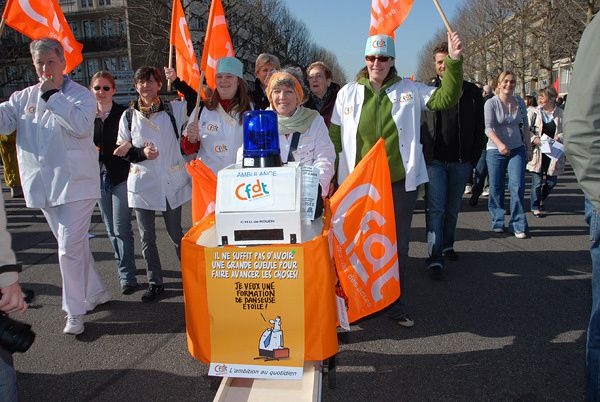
[0,38,109,336]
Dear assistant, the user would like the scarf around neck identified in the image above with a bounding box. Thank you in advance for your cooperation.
[275,106,319,136]
[137,96,161,118]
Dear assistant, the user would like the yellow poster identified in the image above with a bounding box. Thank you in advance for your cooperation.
[205,246,305,380]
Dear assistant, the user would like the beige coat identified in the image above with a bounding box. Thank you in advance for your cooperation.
[526,105,565,176]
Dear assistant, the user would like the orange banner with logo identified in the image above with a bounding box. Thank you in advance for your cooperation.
[181,214,338,363]
[2,0,83,73]
[200,0,234,89]
[169,0,201,92]
[369,0,414,38]
[329,139,399,323]
[186,159,217,225]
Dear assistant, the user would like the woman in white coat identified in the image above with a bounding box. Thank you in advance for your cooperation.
[266,71,335,196]
[115,66,191,303]
[0,38,108,335]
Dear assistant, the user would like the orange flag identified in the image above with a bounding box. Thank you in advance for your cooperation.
[186,159,217,224]
[329,139,399,323]
[2,0,83,73]
[169,0,201,92]
[369,0,414,38]
[200,0,234,89]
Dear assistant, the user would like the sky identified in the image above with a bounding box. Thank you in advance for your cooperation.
[282,0,463,80]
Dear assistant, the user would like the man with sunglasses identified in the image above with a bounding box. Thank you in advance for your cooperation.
[0,38,108,336]
[420,41,485,279]
[330,31,464,328]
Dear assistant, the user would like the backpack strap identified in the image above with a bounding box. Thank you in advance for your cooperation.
[126,107,134,134]
[162,101,180,140]
[286,132,302,162]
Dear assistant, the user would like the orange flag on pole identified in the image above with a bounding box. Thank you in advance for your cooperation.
[186,159,217,225]
[1,0,83,73]
[200,0,234,89]
[169,0,201,92]
[329,139,400,323]
[369,0,414,38]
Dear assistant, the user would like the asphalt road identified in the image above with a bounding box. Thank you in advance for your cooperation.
[2,164,590,401]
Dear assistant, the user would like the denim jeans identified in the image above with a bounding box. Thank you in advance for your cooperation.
[98,178,137,287]
[585,198,600,401]
[472,149,488,195]
[530,171,558,212]
[0,347,16,402]
[134,201,183,285]
[486,146,529,233]
[425,160,472,266]
[386,180,418,318]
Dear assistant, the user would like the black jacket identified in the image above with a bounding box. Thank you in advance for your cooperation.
[94,102,130,186]
[249,78,269,110]
[304,82,341,128]
[420,78,485,166]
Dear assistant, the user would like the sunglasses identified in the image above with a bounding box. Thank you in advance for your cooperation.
[93,85,111,91]
[365,55,391,63]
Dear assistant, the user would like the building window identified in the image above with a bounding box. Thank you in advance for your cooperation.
[98,0,111,5]
[69,21,81,40]
[80,0,93,8]
[100,19,113,37]
[70,64,84,81]
[87,59,100,78]
[83,20,96,38]
[104,57,118,71]
[118,17,126,36]
[119,57,130,71]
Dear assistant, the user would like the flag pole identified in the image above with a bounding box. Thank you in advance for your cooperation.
[432,0,453,33]
[193,70,205,125]
[0,17,6,37]
[194,0,216,125]
[167,44,173,92]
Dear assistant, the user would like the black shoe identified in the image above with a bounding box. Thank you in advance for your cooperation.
[442,249,459,261]
[121,283,140,295]
[22,288,35,304]
[469,192,480,206]
[141,284,164,302]
[428,263,444,280]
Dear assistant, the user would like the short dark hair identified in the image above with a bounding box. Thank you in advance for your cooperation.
[433,42,449,58]
[134,66,162,85]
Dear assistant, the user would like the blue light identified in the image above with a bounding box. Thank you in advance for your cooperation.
[242,110,282,167]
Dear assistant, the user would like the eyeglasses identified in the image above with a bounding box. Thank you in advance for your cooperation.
[93,85,111,91]
[365,55,391,63]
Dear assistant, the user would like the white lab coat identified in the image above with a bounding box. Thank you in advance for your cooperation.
[0,77,100,208]
[279,113,336,194]
[118,101,191,211]
[191,105,244,174]
[331,80,435,192]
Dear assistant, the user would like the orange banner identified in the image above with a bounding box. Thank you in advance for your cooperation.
[169,0,201,92]
[2,0,83,73]
[369,0,414,38]
[329,139,399,323]
[186,157,217,225]
[181,215,338,363]
[200,0,234,89]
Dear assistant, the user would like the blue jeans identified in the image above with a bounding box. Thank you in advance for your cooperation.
[0,346,16,402]
[98,177,138,287]
[426,160,472,266]
[387,180,418,318]
[585,198,600,401]
[530,171,558,212]
[486,146,529,233]
[472,149,488,195]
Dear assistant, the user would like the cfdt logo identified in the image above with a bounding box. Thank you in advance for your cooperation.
[372,39,386,49]
[235,179,270,201]
[214,144,228,153]
[214,364,228,374]
[205,122,219,132]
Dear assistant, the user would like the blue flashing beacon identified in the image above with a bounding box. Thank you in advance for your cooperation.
[242,110,282,168]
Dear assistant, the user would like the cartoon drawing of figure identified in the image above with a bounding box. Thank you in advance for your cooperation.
[257,315,290,360]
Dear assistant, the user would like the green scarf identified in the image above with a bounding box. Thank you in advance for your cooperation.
[274,106,319,136]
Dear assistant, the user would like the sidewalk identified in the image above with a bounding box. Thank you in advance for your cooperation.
[2,164,591,401]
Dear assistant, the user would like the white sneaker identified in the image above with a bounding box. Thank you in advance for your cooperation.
[482,188,490,197]
[514,232,527,239]
[86,291,111,312]
[63,315,84,335]
[464,184,472,194]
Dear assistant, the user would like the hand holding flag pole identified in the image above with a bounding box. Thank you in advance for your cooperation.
[167,44,174,92]
[432,0,453,33]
